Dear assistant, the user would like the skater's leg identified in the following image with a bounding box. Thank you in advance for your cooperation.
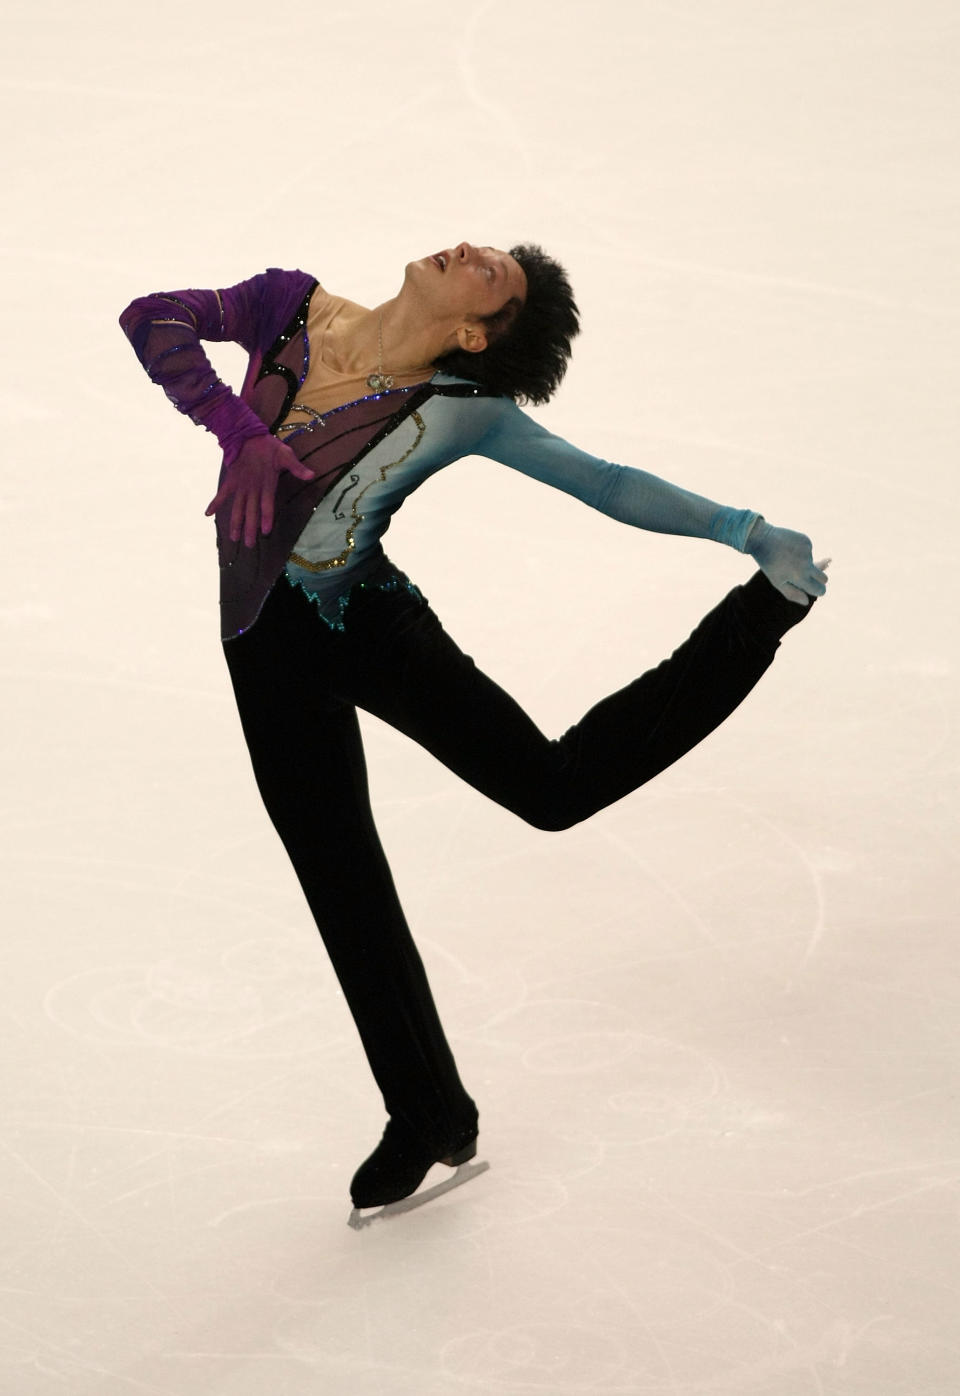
[222,583,476,1152]
[335,569,814,831]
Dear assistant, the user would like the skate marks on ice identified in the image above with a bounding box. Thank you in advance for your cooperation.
[347,1158,491,1230]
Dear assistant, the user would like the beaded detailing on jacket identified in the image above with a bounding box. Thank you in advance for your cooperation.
[253,285,317,433]
[284,565,424,632]
[286,411,427,573]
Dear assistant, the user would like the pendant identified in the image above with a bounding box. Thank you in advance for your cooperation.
[366,372,394,392]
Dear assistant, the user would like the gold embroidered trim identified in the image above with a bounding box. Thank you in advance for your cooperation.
[277,402,326,432]
[155,296,198,326]
[288,411,426,572]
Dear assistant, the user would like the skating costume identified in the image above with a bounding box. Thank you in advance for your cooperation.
[120,269,813,1205]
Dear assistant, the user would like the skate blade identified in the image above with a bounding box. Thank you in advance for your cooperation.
[347,1159,490,1230]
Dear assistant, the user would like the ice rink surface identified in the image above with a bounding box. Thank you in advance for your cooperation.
[2,1,958,1391]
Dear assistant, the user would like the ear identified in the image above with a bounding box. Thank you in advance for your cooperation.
[455,322,488,355]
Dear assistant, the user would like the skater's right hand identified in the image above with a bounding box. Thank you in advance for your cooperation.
[205,435,316,547]
[745,519,830,606]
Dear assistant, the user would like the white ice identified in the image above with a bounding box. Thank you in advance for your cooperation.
[1,1,958,1392]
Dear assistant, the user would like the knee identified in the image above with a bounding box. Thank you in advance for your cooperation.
[508,763,592,832]
[516,800,582,834]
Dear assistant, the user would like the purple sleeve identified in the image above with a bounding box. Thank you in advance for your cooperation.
[119,272,283,465]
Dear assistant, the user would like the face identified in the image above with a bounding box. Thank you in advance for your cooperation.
[407,242,527,332]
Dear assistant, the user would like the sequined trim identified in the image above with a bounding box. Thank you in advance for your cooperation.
[287,410,427,572]
[188,377,225,422]
[145,342,190,370]
[277,401,327,436]
[155,295,198,324]
[285,568,423,632]
[276,385,426,441]
[300,320,310,386]
[256,285,318,433]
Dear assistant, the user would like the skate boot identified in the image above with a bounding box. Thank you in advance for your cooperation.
[350,1117,478,1207]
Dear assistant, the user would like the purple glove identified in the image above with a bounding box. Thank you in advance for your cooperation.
[205,436,316,548]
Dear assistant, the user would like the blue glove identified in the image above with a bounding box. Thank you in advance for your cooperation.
[745,518,830,606]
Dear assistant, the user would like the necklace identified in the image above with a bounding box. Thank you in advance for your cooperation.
[366,312,429,392]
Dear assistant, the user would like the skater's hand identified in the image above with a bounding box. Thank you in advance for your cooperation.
[205,435,315,547]
[745,519,830,606]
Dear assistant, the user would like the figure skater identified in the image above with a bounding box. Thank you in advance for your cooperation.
[120,242,828,1213]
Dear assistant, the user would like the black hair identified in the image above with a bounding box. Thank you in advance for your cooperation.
[433,243,580,406]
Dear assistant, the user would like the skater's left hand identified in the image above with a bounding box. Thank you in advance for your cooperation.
[745,519,830,606]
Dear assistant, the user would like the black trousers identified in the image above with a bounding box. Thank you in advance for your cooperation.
[222,567,811,1151]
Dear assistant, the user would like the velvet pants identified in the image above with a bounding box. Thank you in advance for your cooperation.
[222,565,810,1151]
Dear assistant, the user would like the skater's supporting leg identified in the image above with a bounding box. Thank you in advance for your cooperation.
[222,596,477,1152]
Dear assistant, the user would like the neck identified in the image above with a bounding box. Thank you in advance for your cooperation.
[340,271,463,376]
[369,296,449,376]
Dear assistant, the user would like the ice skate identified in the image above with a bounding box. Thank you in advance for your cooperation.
[347,1117,485,1226]
[347,1156,491,1229]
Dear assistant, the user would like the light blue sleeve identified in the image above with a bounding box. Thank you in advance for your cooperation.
[475,398,758,551]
